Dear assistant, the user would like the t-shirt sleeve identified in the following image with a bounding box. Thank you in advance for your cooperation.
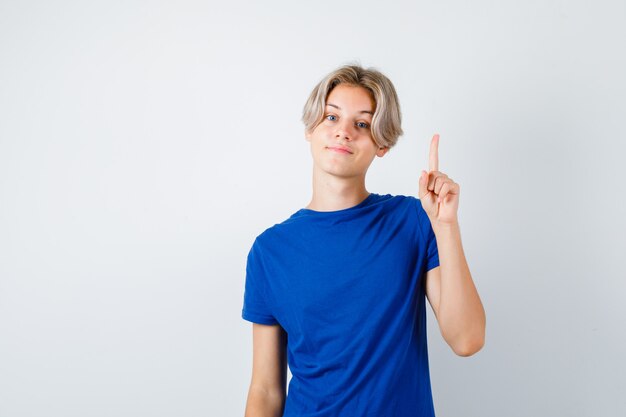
[241,238,279,325]
[414,197,440,272]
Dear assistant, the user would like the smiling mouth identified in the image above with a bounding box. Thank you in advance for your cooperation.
[327,147,353,154]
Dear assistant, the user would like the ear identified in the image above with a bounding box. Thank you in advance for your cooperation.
[376,146,389,157]
[305,130,311,142]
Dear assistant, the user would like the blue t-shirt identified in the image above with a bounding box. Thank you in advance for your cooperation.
[242,193,440,417]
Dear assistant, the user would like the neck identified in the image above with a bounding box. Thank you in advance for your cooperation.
[305,166,370,212]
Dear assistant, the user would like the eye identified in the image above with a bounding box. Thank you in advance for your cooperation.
[357,122,370,129]
[325,114,337,121]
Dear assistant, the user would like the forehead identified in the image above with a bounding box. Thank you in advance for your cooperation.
[326,84,375,113]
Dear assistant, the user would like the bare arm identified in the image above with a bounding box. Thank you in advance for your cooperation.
[425,221,486,356]
[244,323,288,417]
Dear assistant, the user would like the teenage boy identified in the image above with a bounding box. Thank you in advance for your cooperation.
[242,64,486,417]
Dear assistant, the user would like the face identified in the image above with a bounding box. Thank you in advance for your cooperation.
[305,84,388,179]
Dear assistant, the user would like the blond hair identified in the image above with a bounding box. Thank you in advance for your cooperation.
[301,63,403,149]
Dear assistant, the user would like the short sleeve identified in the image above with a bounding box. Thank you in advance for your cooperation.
[241,239,279,325]
[414,198,440,272]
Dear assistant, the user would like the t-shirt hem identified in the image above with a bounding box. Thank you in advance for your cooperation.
[242,309,279,325]
[426,259,440,271]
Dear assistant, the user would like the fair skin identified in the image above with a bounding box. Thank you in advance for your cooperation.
[244,83,486,416]
[302,84,389,211]
[244,324,287,417]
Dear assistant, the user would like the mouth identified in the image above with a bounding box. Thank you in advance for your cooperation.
[326,146,353,154]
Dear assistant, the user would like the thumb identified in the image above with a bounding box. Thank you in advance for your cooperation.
[418,170,428,199]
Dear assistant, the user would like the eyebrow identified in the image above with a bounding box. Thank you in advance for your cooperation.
[326,103,374,115]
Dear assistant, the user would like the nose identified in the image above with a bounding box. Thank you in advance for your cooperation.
[334,120,355,141]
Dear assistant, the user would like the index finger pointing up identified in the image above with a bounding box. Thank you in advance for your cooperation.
[429,133,439,172]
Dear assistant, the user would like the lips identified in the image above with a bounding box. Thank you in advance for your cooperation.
[327,146,353,154]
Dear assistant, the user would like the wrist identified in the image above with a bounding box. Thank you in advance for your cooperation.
[431,219,460,234]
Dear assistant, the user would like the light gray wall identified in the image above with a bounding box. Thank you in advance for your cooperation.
[1,1,624,416]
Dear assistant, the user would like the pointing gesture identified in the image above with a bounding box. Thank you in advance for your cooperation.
[429,132,439,172]
[418,134,460,225]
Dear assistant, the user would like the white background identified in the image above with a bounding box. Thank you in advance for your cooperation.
[1,1,625,416]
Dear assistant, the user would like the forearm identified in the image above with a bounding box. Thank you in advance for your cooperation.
[432,221,486,355]
[244,386,285,417]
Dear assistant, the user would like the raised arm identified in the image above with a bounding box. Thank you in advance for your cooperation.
[418,133,486,356]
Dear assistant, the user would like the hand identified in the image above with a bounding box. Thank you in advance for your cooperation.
[418,133,460,226]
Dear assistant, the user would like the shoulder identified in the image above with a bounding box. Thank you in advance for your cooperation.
[381,193,425,213]
[399,194,428,216]
[385,193,433,235]
[250,219,295,253]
